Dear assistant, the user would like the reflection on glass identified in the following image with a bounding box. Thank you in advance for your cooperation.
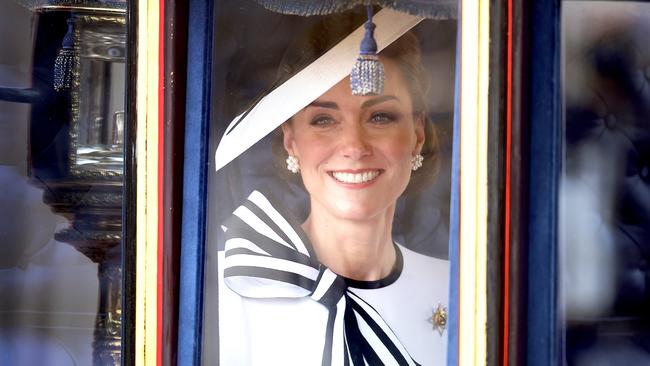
[561,2,650,364]
[73,15,126,175]
[0,1,127,365]
[204,2,456,365]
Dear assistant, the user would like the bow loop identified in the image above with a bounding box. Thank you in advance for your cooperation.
[222,191,320,299]
[311,267,348,309]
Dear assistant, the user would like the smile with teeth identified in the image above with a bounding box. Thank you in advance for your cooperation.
[331,170,381,184]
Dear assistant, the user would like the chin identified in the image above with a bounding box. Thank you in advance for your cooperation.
[327,200,391,222]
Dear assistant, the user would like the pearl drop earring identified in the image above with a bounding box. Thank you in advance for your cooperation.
[286,155,300,173]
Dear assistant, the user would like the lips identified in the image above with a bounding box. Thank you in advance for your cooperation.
[330,170,381,184]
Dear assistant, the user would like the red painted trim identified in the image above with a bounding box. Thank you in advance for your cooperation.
[503,0,513,365]
[157,0,165,365]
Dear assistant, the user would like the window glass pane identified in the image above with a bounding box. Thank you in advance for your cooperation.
[0,1,128,364]
[561,2,650,364]
[203,2,457,364]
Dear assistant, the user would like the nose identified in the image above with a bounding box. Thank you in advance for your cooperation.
[338,123,372,160]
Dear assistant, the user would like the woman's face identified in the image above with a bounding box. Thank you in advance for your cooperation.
[283,58,425,222]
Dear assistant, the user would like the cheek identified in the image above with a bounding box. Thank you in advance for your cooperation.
[294,139,332,169]
[380,132,417,161]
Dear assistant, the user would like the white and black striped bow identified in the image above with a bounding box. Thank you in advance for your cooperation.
[221,190,420,366]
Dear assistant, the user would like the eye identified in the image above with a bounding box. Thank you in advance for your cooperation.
[310,114,336,127]
[369,112,398,124]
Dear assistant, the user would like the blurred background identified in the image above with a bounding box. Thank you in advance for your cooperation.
[561,1,650,364]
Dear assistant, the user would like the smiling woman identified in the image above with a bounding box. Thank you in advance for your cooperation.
[205,3,456,365]
[281,58,426,279]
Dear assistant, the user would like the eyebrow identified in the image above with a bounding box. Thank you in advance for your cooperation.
[361,95,400,109]
[308,100,339,109]
[307,95,400,110]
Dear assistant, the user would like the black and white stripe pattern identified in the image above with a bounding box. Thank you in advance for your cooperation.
[222,190,420,366]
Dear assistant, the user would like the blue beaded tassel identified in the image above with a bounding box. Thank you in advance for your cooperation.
[350,5,384,96]
[54,18,76,92]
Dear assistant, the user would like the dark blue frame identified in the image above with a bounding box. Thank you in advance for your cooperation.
[526,0,562,365]
[177,0,214,364]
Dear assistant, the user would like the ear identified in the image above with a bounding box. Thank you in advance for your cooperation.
[281,123,297,157]
[413,114,426,154]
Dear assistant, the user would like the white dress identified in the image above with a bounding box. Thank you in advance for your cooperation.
[218,243,449,366]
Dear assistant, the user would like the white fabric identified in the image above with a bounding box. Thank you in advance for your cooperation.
[218,244,449,366]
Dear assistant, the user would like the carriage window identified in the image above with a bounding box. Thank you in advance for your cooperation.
[561,2,650,364]
[203,1,458,364]
[0,1,129,364]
